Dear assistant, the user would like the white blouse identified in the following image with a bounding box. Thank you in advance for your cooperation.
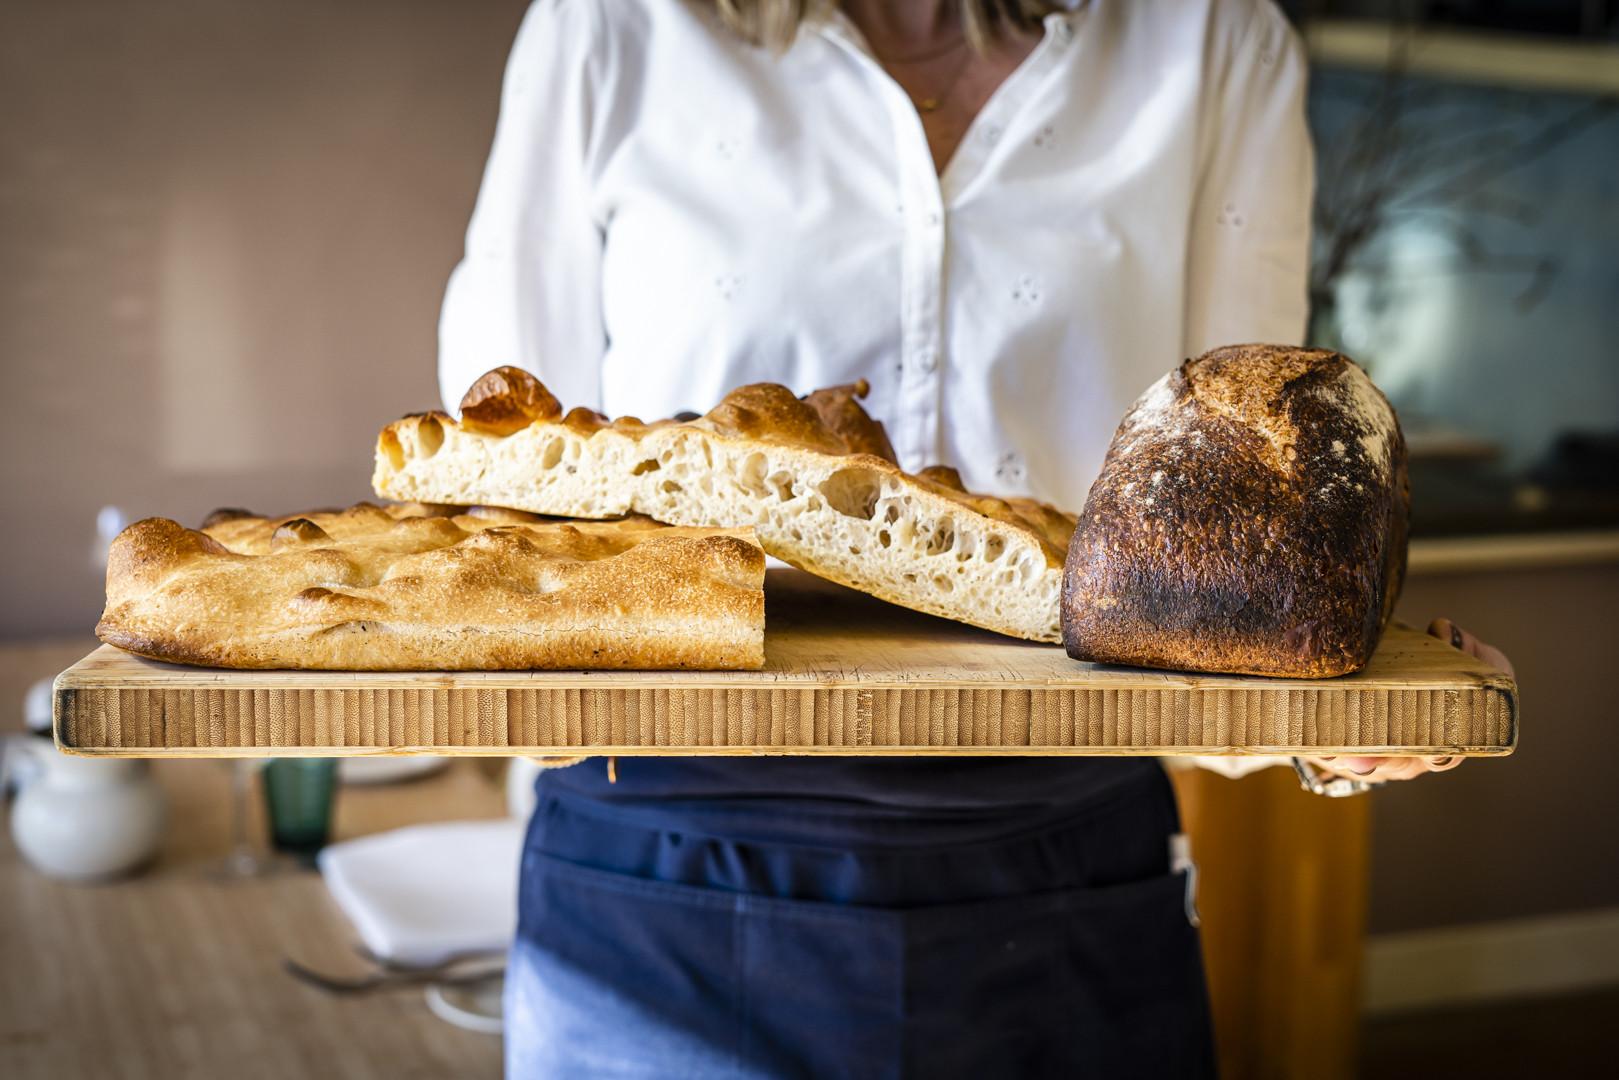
[439,0,1313,516]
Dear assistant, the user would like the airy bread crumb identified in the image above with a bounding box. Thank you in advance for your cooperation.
[374,370,1076,642]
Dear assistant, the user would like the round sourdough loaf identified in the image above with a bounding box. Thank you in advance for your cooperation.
[1061,345,1410,678]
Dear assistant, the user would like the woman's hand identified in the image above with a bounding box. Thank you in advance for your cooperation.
[1301,618,1516,784]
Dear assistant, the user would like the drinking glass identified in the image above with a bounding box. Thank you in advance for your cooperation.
[262,758,340,862]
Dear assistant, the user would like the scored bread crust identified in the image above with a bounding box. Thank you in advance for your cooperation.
[374,369,1077,642]
[1061,345,1410,678]
[97,503,765,671]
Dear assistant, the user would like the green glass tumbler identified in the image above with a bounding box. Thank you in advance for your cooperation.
[262,758,339,861]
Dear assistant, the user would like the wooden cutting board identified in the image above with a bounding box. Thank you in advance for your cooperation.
[54,570,1516,757]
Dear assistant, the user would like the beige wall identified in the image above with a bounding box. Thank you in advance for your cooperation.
[1374,563,1619,933]
[1,0,529,637]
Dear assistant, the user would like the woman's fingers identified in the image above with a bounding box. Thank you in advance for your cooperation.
[1303,754,1457,783]
[1297,620,1509,788]
[1429,616,1465,653]
[1428,618,1517,678]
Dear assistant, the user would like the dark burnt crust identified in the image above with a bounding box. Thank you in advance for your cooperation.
[699,383,856,457]
[1061,346,1410,678]
[94,622,226,670]
[799,380,900,463]
[199,507,257,529]
[460,366,562,435]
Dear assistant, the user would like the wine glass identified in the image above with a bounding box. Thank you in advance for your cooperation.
[207,759,272,879]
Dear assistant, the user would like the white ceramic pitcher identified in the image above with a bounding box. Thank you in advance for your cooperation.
[5,733,166,882]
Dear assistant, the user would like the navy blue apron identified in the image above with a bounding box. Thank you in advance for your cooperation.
[506,761,1213,1078]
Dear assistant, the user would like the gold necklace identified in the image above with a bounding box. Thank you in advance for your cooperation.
[875,36,971,114]
[917,48,970,112]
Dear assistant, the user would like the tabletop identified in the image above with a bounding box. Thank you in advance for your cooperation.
[1,658,508,1080]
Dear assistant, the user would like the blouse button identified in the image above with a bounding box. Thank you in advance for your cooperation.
[995,451,1027,486]
[1012,274,1043,306]
[916,349,939,374]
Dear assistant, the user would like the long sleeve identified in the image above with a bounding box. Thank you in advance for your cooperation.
[438,0,606,415]
[1181,1,1313,356]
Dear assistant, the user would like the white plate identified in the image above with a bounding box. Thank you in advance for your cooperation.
[338,756,448,786]
[426,974,504,1035]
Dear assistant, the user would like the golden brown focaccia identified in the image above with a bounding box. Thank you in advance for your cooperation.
[97,503,765,670]
[374,370,1076,642]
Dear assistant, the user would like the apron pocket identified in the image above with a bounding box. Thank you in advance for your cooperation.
[1057,871,1213,1076]
[512,854,1210,1080]
[895,872,1212,1078]
[732,870,1212,1078]
[510,852,756,1079]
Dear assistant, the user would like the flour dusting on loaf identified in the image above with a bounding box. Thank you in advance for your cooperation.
[1333,361,1396,471]
[1062,345,1410,678]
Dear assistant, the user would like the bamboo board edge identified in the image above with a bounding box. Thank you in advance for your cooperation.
[54,744,1518,759]
[51,611,1519,757]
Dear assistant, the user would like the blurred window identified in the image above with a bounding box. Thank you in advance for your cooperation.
[1303,16,1619,536]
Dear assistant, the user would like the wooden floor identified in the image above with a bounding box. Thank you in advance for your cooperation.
[1360,988,1619,1078]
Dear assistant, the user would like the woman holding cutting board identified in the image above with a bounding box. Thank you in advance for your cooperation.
[440,1,1505,1074]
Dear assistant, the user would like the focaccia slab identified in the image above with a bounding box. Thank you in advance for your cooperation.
[374,369,1076,642]
[98,503,765,671]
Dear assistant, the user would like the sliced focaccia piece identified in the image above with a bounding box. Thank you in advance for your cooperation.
[97,502,764,671]
[374,369,1076,642]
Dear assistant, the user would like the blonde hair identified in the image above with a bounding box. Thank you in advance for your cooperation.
[713,1,1058,53]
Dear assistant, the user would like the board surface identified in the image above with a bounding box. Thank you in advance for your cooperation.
[55,570,1517,757]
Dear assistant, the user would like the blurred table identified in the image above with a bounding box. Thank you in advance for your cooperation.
[3,641,1371,1080]
[0,640,507,1080]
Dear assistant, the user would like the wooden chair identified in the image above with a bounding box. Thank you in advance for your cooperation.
[1172,766,1371,1080]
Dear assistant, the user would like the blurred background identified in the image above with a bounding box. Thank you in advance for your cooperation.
[2,1,1616,1077]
